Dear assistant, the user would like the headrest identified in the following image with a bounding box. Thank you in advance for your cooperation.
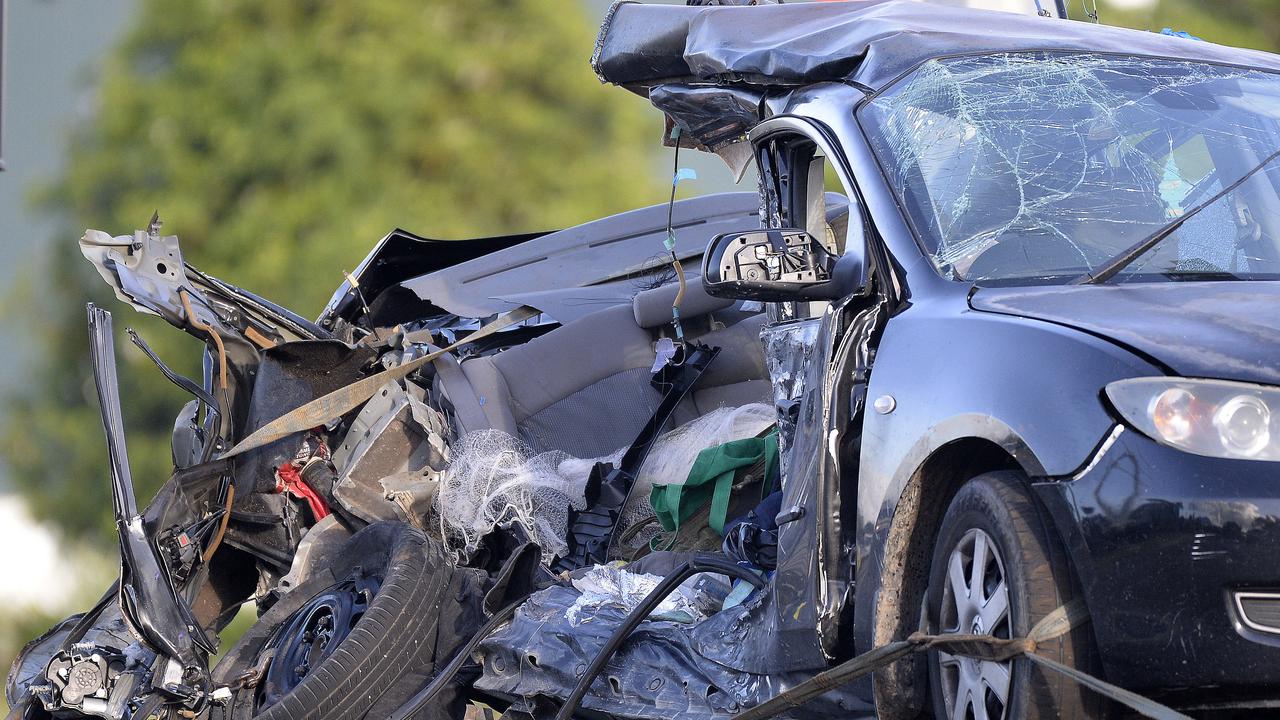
[632,277,734,329]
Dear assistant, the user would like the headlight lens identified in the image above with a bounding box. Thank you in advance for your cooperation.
[1107,378,1280,461]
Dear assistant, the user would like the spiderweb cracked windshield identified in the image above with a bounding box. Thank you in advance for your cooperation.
[862,52,1280,283]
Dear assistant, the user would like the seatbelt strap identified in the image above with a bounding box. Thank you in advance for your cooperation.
[428,348,491,434]
[220,306,539,459]
[553,343,719,572]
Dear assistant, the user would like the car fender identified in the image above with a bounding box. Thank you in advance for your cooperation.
[849,293,1161,707]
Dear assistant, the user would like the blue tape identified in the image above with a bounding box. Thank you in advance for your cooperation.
[1160,28,1203,41]
[673,167,697,187]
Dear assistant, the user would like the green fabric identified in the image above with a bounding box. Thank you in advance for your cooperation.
[650,430,779,536]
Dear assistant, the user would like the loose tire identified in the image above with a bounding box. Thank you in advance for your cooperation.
[926,471,1108,720]
[214,522,451,719]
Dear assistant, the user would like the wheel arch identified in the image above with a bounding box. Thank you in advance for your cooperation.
[869,437,1023,720]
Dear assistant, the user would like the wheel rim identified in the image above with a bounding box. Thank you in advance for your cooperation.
[258,573,380,710]
[937,528,1012,720]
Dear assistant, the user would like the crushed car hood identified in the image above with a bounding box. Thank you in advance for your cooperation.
[970,281,1280,386]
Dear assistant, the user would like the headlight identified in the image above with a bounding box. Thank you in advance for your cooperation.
[1106,378,1280,461]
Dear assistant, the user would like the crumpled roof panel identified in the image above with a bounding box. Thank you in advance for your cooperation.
[593,0,1280,91]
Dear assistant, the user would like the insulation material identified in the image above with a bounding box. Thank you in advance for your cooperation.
[436,430,588,562]
[565,565,717,626]
[436,404,775,562]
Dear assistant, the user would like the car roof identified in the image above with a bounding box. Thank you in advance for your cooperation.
[593,0,1280,93]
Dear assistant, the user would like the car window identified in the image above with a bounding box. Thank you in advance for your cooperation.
[859,52,1280,285]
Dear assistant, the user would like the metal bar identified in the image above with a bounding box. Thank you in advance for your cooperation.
[88,304,138,519]
[87,304,211,692]
[0,0,7,170]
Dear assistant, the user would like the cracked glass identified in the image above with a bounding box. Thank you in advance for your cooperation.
[861,52,1280,284]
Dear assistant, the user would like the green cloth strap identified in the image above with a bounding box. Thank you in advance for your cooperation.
[709,467,734,535]
[650,430,779,537]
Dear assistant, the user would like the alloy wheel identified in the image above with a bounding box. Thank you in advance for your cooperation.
[937,528,1013,720]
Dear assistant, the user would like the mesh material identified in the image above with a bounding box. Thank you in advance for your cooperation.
[435,430,587,562]
[516,366,662,457]
[437,404,777,562]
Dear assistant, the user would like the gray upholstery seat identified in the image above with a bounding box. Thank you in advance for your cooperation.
[433,280,769,458]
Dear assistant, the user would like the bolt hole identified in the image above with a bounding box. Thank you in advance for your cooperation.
[156,262,168,274]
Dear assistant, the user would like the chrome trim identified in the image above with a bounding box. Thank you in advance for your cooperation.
[1233,591,1280,635]
[1072,424,1124,481]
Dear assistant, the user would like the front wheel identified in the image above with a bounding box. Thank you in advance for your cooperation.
[926,471,1109,720]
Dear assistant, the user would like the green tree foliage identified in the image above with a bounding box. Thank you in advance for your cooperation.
[1,0,662,542]
[1102,0,1277,53]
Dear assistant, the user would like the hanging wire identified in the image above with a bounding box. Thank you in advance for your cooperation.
[663,127,697,353]
[1076,0,1100,23]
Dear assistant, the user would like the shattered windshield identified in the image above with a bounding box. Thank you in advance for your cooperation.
[860,52,1280,285]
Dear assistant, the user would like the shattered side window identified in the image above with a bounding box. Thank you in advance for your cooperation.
[861,52,1280,284]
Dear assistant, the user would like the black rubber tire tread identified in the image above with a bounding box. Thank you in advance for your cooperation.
[214,522,452,720]
[926,471,1111,720]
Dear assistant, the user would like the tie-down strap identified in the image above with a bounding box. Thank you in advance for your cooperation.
[219,306,539,459]
[732,599,1192,720]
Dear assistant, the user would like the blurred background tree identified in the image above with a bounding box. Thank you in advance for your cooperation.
[13,0,1272,575]
[1105,0,1276,48]
[1,0,664,545]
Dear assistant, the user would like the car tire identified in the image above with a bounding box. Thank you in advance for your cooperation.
[926,471,1109,720]
[213,522,451,720]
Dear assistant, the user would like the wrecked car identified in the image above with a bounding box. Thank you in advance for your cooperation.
[10,1,1280,718]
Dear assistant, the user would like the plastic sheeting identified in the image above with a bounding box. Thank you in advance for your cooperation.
[592,0,1280,93]
[436,404,776,562]
[684,311,840,675]
[565,565,726,626]
[761,319,822,465]
[475,582,873,719]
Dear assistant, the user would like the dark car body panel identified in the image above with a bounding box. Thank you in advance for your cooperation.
[972,282,1280,386]
[1036,428,1280,696]
[850,289,1163,660]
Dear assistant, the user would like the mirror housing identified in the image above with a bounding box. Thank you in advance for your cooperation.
[701,228,857,301]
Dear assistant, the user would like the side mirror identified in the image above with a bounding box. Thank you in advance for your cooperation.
[702,228,853,301]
